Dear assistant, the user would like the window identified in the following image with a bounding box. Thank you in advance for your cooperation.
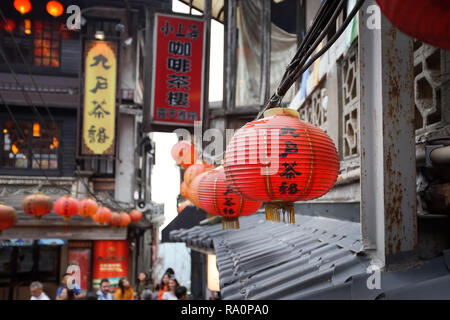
[1,120,60,170]
[0,19,61,68]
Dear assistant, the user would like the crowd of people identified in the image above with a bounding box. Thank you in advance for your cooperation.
[29,268,188,300]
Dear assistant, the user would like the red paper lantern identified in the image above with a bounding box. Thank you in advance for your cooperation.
[119,212,131,227]
[171,141,199,168]
[46,1,64,18]
[198,167,262,229]
[129,209,143,223]
[180,181,190,199]
[1,19,17,32]
[0,203,17,233]
[224,108,339,224]
[22,192,53,219]
[188,171,208,208]
[54,195,79,221]
[183,163,215,186]
[376,0,450,51]
[93,206,112,224]
[78,198,99,218]
[14,0,32,15]
[177,200,193,214]
[109,212,122,227]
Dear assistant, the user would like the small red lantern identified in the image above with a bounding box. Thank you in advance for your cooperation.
[171,141,199,168]
[54,195,79,221]
[23,192,53,219]
[188,171,208,209]
[183,163,215,186]
[46,1,64,18]
[376,0,450,51]
[14,0,32,15]
[177,200,193,214]
[119,212,131,227]
[78,198,99,218]
[1,19,17,32]
[129,209,143,223]
[0,203,18,234]
[109,212,122,227]
[198,167,262,229]
[93,207,112,224]
[224,108,339,224]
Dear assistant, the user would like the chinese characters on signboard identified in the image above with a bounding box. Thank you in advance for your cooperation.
[151,14,205,126]
[82,41,117,156]
[92,240,129,289]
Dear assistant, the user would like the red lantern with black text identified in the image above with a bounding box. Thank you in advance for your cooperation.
[129,209,142,223]
[224,108,339,224]
[23,192,53,219]
[0,203,17,234]
[376,0,450,51]
[171,141,199,168]
[198,167,262,229]
[78,198,99,218]
[54,195,79,221]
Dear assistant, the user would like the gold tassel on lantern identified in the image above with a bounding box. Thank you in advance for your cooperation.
[265,202,295,224]
[222,217,240,230]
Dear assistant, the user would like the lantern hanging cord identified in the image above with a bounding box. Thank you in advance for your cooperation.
[257,0,365,120]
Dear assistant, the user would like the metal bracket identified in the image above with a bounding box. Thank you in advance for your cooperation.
[425,144,444,168]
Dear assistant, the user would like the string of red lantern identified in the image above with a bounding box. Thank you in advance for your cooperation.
[0,203,18,234]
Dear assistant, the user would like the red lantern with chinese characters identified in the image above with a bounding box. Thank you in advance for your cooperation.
[180,181,190,199]
[78,198,99,218]
[22,192,53,219]
[54,195,79,221]
[177,200,193,214]
[0,203,17,234]
[171,141,199,168]
[198,167,262,229]
[109,212,122,227]
[183,163,215,186]
[14,0,32,15]
[376,0,450,51]
[224,108,339,224]
[93,206,112,224]
[188,171,208,208]
[119,212,131,227]
[46,1,64,18]
[129,209,142,223]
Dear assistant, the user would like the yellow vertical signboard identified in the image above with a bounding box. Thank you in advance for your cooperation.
[82,41,117,156]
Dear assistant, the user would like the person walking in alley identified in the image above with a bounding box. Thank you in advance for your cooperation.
[114,277,135,300]
[135,272,153,300]
[156,272,170,300]
[161,277,179,300]
[29,281,50,300]
[97,278,113,300]
[56,286,76,300]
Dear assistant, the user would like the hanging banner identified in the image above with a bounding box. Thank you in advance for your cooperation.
[82,41,117,156]
[92,240,129,289]
[151,13,205,126]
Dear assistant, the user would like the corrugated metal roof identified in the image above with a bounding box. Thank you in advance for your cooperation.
[170,213,450,300]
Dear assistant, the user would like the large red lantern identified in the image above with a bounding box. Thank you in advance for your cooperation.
[129,209,143,223]
[78,198,99,218]
[23,192,53,219]
[180,181,190,199]
[119,212,131,227]
[0,203,17,234]
[376,0,450,51]
[54,195,79,221]
[224,108,339,224]
[46,1,64,18]
[188,171,208,208]
[198,167,262,229]
[171,141,199,168]
[14,0,32,15]
[93,207,112,224]
[183,163,215,186]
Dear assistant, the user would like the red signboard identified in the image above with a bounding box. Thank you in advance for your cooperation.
[92,240,129,288]
[151,13,205,126]
[68,248,91,291]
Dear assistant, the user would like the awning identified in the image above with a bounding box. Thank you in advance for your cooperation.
[0,238,67,246]
[161,205,206,243]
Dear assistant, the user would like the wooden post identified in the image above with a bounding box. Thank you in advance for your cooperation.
[259,0,271,107]
[223,0,237,111]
